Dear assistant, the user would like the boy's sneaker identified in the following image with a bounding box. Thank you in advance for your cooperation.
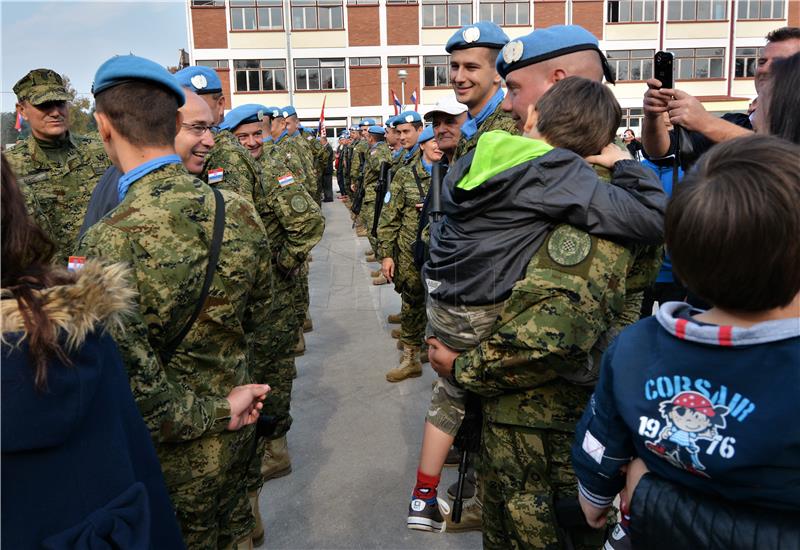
[407,497,446,532]
[603,524,632,550]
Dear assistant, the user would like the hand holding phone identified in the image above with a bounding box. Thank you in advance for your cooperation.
[654,51,674,89]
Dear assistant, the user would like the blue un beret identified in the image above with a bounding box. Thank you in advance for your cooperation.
[92,55,185,106]
[368,125,385,136]
[418,125,435,144]
[219,104,266,131]
[396,111,422,125]
[174,66,223,95]
[385,115,397,129]
[341,130,351,138]
[445,22,509,53]
[359,118,376,127]
[282,105,297,118]
[496,25,615,84]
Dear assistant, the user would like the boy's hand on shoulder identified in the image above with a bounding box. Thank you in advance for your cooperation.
[585,143,633,169]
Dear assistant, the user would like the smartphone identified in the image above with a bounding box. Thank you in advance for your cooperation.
[654,51,674,89]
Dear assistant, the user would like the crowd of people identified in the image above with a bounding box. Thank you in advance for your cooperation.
[1,17,798,550]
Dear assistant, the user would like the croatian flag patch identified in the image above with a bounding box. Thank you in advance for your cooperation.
[68,256,86,272]
[278,173,295,187]
[208,168,224,184]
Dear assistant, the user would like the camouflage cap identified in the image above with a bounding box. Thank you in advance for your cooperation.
[13,68,71,105]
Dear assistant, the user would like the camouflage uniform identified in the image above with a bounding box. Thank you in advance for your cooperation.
[289,133,319,200]
[6,133,109,265]
[202,129,261,200]
[452,220,662,549]
[359,140,392,251]
[453,102,518,161]
[304,133,325,204]
[349,139,370,208]
[77,164,274,549]
[377,156,430,347]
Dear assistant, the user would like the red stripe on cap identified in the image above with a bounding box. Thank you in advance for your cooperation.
[675,318,688,339]
[719,325,733,346]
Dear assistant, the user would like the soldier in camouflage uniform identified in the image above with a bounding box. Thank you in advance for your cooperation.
[6,68,110,265]
[77,55,272,550]
[378,126,442,382]
[282,107,320,200]
[359,126,392,260]
[349,120,373,236]
[426,26,663,549]
[444,22,519,161]
[302,127,325,204]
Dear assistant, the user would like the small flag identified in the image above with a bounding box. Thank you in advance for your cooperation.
[391,89,402,115]
[208,168,224,184]
[14,112,23,132]
[278,173,295,187]
[318,96,327,136]
[68,256,86,272]
[411,89,419,112]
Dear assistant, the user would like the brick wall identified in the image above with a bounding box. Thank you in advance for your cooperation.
[572,0,604,39]
[217,69,232,110]
[387,65,421,107]
[533,1,565,28]
[349,67,381,106]
[348,5,380,46]
[790,0,800,27]
[191,7,228,49]
[387,4,419,45]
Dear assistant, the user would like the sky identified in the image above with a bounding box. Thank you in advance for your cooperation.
[1,0,187,112]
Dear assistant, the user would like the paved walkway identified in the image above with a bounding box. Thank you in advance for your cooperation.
[256,197,482,549]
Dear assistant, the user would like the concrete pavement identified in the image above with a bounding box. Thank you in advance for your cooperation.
[257,198,483,549]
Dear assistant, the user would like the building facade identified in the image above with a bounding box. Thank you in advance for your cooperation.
[186,0,798,137]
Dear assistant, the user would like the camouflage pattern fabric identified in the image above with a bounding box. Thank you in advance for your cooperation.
[305,134,325,203]
[77,164,274,547]
[359,140,391,250]
[272,136,315,198]
[453,102,519,161]
[349,139,369,196]
[5,133,109,265]
[289,133,320,199]
[201,129,261,200]
[426,377,467,437]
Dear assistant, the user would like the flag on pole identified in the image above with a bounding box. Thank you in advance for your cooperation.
[391,90,402,115]
[411,89,419,112]
[318,96,327,135]
[14,112,23,132]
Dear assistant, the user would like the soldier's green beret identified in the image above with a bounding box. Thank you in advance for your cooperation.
[13,68,71,105]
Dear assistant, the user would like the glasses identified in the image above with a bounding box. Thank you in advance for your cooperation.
[181,123,214,136]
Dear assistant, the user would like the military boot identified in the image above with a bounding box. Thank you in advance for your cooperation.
[370,269,382,277]
[292,328,306,356]
[387,312,402,324]
[386,345,423,382]
[372,274,388,285]
[364,249,374,256]
[391,328,401,339]
[356,226,368,237]
[365,253,377,262]
[248,490,264,547]
[262,435,293,481]
[443,495,483,532]
[397,339,403,350]
[303,317,313,333]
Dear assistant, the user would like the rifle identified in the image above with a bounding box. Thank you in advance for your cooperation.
[413,160,447,270]
[371,161,392,238]
[451,391,482,523]
[351,151,368,216]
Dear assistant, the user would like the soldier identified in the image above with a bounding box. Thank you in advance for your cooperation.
[302,126,326,204]
[445,21,518,160]
[385,116,405,171]
[424,95,468,164]
[335,130,350,199]
[220,104,324,545]
[320,132,335,202]
[283,106,320,200]
[77,54,272,549]
[349,119,373,237]
[425,26,663,549]
[6,68,110,265]
[174,67,262,202]
[359,125,392,283]
[378,127,442,382]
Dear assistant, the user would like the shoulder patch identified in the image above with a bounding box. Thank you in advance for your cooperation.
[290,194,309,213]
[278,173,295,187]
[547,225,592,267]
[208,168,224,184]
[384,191,391,204]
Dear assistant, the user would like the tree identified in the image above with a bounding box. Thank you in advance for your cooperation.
[62,76,97,136]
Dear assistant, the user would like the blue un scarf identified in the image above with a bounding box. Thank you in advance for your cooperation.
[459,88,505,140]
[117,154,182,202]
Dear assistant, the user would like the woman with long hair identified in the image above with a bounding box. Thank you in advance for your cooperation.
[1,154,185,549]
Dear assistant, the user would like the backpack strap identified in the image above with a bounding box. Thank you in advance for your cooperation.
[411,165,425,201]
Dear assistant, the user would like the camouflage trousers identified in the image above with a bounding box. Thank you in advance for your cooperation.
[294,263,310,325]
[426,377,466,436]
[169,429,256,549]
[359,199,377,251]
[480,422,606,550]
[400,290,425,347]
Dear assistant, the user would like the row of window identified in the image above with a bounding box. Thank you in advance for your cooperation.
[197,47,763,94]
[608,0,785,22]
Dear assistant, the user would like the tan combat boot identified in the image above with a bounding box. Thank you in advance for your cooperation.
[356,226,368,237]
[370,269,382,277]
[364,249,374,256]
[390,328,401,339]
[372,274,388,285]
[292,328,306,356]
[443,495,483,532]
[303,317,313,332]
[365,253,377,262]
[248,490,264,547]
[262,435,293,481]
[387,312,402,324]
[386,345,423,382]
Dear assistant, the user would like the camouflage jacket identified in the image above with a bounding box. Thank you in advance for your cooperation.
[77,164,274,485]
[289,133,319,183]
[362,141,392,204]
[5,132,109,265]
[453,102,519,161]
[377,156,430,268]
[202,129,261,200]
[349,140,370,188]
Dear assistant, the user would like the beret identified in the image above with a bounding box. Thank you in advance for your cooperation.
[359,118,376,127]
[496,25,615,84]
[385,115,398,129]
[445,22,509,53]
[368,125,385,136]
[282,105,297,117]
[418,125,435,144]
[174,65,223,95]
[340,130,351,138]
[14,68,71,105]
[267,106,284,119]
[93,55,185,106]
[396,111,422,125]
[219,104,266,131]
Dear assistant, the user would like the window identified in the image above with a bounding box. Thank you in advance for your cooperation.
[197,60,230,69]
[424,56,451,87]
[291,0,343,29]
[422,0,472,27]
[192,0,224,6]
[347,0,378,3]
[230,0,283,30]
[670,48,725,79]
[621,108,644,132]
[350,57,381,66]
[607,0,656,22]
[234,59,287,92]
[737,0,785,19]
[387,0,417,3]
[606,50,654,81]
[388,56,419,65]
[479,0,530,25]
[295,58,346,90]
[667,0,727,20]
[734,47,764,77]
[352,116,383,125]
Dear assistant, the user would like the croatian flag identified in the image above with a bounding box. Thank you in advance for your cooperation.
[391,89,402,115]
[14,112,23,132]
[208,168,224,184]
[278,173,295,187]
[67,256,86,272]
[318,96,327,135]
[410,89,419,112]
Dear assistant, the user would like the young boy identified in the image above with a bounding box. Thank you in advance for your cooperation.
[571,135,800,541]
[408,76,668,531]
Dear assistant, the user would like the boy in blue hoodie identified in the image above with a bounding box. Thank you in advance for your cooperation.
[572,135,800,540]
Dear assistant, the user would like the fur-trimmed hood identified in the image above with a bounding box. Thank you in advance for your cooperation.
[1,261,136,349]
